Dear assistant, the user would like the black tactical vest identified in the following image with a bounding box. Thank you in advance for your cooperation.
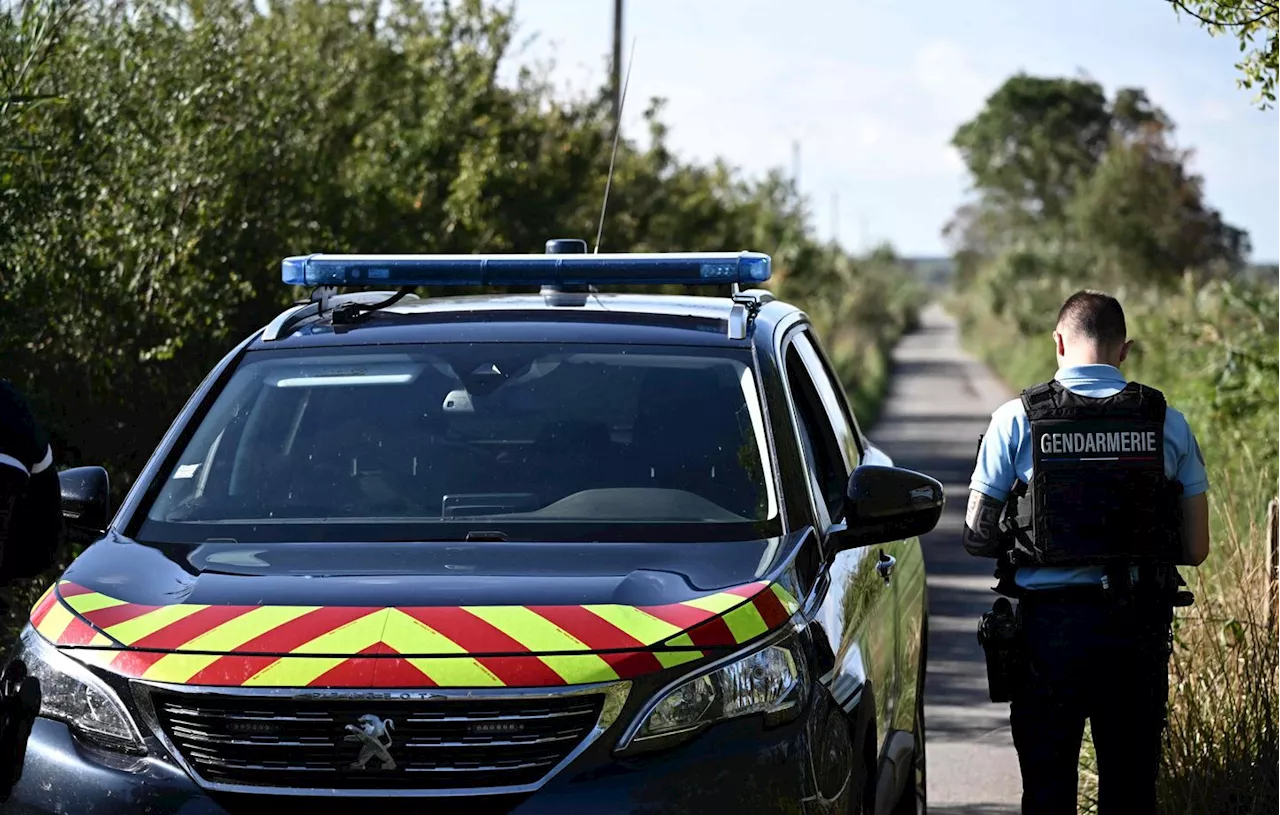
[1007,380,1182,567]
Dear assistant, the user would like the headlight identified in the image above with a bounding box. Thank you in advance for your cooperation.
[622,638,807,752]
[12,627,144,753]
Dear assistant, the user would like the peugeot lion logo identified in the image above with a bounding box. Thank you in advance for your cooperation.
[344,714,397,771]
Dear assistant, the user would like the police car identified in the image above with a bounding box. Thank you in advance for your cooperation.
[5,240,941,815]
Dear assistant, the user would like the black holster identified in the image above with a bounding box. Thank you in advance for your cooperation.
[977,597,1023,703]
[1110,562,1195,615]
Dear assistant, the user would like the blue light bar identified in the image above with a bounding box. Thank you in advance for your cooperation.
[281,252,772,287]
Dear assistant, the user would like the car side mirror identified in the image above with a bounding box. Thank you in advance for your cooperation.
[59,466,110,545]
[829,465,944,551]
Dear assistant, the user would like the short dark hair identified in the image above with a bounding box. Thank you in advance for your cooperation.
[1056,290,1127,347]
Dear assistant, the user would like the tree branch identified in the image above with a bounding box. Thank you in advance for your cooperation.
[1167,0,1276,28]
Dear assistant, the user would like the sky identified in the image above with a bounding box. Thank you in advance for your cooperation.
[499,0,1279,262]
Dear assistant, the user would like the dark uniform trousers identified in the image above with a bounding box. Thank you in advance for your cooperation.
[1010,592,1172,815]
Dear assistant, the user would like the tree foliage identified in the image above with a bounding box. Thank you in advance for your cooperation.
[1066,125,1251,285]
[951,74,1112,223]
[947,74,1249,286]
[0,0,921,495]
[1167,0,1279,109]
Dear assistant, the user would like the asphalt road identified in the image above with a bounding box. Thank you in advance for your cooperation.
[867,303,1023,813]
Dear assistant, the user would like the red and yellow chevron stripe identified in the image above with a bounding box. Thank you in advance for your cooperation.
[29,579,800,689]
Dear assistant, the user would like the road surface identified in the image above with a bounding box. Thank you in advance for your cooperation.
[868,304,1023,813]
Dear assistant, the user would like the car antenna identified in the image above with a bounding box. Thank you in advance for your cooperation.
[593,36,637,254]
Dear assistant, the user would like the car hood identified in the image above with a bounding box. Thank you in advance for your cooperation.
[30,535,805,690]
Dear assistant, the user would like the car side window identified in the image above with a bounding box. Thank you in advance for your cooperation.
[792,332,861,472]
[784,338,848,525]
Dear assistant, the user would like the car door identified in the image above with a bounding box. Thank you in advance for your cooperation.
[779,329,897,767]
[798,329,927,804]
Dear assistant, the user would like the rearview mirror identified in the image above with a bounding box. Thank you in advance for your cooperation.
[59,466,110,545]
[830,465,944,550]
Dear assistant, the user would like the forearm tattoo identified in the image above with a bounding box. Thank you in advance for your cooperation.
[963,491,1006,557]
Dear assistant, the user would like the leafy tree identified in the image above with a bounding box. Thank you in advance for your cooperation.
[1109,87,1173,137]
[951,74,1112,222]
[1167,0,1279,109]
[1066,122,1250,284]
[949,75,1249,288]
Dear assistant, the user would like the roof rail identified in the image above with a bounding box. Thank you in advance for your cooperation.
[260,288,421,342]
[259,278,773,343]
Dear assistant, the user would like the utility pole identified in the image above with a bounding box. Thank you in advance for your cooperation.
[611,0,624,127]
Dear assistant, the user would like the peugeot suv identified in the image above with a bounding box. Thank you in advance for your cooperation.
[3,242,941,814]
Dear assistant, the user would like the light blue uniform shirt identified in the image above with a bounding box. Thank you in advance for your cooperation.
[970,364,1209,590]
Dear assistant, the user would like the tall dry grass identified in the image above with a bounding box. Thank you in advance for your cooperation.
[1155,472,1277,814]
[1079,471,1279,815]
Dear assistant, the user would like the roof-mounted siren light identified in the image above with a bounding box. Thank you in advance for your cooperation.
[543,238,591,306]
[280,251,771,289]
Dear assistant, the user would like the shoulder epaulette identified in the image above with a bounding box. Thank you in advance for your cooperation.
[1126,382,1168,423]
[1020,381,1058,413]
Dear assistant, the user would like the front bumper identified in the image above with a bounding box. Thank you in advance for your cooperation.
[0,718,223,815]
[2,712,816,815]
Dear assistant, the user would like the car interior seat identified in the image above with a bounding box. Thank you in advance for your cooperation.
[629,367,761,517]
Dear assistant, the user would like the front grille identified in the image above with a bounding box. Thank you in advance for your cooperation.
[150,691,605,790]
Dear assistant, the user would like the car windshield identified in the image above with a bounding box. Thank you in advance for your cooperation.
[137,343,780,543]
